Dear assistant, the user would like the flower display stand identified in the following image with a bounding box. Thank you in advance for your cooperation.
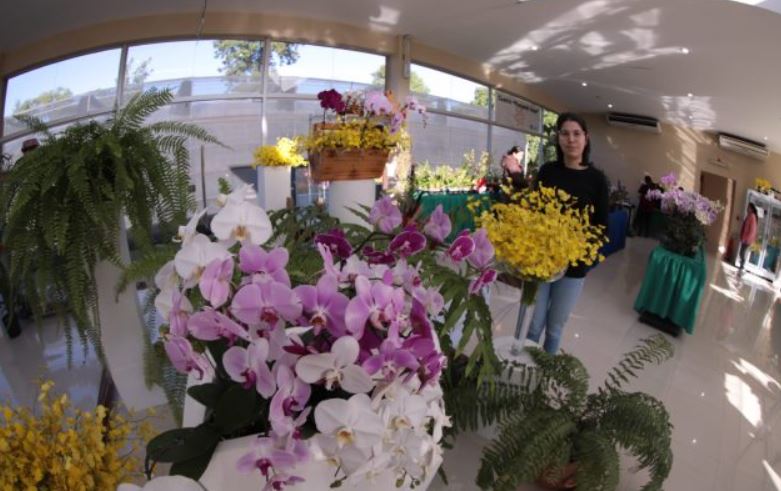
[257,166,291,211]
[308,148,388,183]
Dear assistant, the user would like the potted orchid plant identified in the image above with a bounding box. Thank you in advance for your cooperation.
[145,184,500,490]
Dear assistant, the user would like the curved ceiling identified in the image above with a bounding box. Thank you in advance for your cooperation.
[2,0,781,151]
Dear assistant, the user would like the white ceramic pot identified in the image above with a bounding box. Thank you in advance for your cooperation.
[327,179,376,226]
[198,433,438,491]
[257,166,291,211]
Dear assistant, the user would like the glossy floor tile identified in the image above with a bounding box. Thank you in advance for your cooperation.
[2,237,780,490]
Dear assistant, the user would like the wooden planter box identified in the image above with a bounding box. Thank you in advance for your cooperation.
[308,148,389,183]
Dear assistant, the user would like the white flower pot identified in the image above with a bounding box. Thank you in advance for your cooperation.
[198,433,438,491]
[257,166,291,211]
[327,179,376,226]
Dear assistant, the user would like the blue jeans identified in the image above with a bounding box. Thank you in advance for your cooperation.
[526,276,586,354]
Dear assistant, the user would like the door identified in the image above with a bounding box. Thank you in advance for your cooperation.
[700,172,734,255]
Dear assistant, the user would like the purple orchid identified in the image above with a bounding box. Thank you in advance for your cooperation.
[187,309,249,343]
[660,172,678,189]
[168,290,192,337]
[423,205,452,243]
[270,364,311,435]
[314,229,352,259]
[412,286,445,317]
[164,336,212,380]
[362,338,420,380]
[344,276,399,338]
[294,275,349,337]
[239,244,291,287]
[231,282,303,336]
[447,232,476,262]
[364,91,393,115]
[402,336,444,386]
[369,196,402,234]
[198,256,234,308]
[467,228,494,270]
[469,268,497,295]
[389,229,427,258]
[223,338,276,398]
[317,89,346,114]
[237,431,309,487]
[362,246,396,265]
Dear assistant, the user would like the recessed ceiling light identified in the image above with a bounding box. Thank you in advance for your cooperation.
[530,45,539,51]
[681,47,690,54]
[688,115,693,120]
[581,82,588,87]
[607,103,613,109]
[687,92,694,98]
[764,136,769,141]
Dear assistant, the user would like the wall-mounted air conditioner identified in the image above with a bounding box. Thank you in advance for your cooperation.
[606,112,661,133]
[717,133,768,161]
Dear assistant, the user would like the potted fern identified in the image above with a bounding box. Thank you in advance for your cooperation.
[0,89,218,406]
[443,334,675,491]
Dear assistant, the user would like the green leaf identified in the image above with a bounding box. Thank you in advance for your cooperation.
[214,385,262,434]
[187,382,228,409]
[169,447,217,481]
[146,425,220,463]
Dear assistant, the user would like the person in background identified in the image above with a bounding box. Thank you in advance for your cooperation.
[634,174,656,237]
[738,203,758,273]
[501,145,525,191]
[526,113,610,354]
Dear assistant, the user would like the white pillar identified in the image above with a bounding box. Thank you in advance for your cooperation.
[327,180,376,226]
[257,166,291,211]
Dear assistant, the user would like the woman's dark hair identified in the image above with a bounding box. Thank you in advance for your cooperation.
[749,203,758,215]
[507,145,522,156]
[554,112,591,165]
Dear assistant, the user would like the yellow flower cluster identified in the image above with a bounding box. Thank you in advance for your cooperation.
[302,120,409,153]
[253,137,307,168]
[755,177,772,193]
[0,381,154,491]
[476,185,606,282]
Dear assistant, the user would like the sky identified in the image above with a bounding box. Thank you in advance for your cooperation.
[4,41,482,117]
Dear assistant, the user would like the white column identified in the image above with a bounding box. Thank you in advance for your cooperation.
[257,166,291,211]
[327,180,376,226]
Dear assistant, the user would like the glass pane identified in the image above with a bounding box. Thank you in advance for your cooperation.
[762,207,781,274]
[491,126,527,172]
[409,111,488,165]
[144,100,262,206]
[410,64,489,120]
[1,115,111,164]
[267,44,385,95]
[4,49,121,136]
[123,40,263,101]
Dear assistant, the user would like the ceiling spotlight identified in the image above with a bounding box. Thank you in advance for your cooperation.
[764,136,769,141]
[688,115,693,120]
[607,103,613,109]
[681,47,690,54]
[687,92,694,98]
[581,82,588,87]
[530,45,539,51]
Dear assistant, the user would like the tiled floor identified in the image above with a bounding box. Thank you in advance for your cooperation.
[2,237,780,490]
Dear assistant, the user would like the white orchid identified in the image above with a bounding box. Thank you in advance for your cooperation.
[387,428,427,479]
[173,233,231,287]
[117,475,203,491]
[154,260,179,291]
[346,451,393,485]
[211,200,272,247]
[313,433,371,475]
[175,209,207,245]
[314,393,384,450]
[379,390,428,432]
[296,336,374,394]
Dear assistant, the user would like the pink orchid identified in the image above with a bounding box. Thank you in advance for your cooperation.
[469,268,497,295]
[187,310,249,343]
[423,205,452,243]
[239,244,291,287]
[389,229,427,258]
[294,275,349,337]
[231,282,302,335]
[369,196,402,234]
[362,338,420,380]
[265,474,305,491]
[402,335,444,386]
[223,339,276,398]
[237,431,309,481]
[447,232,476,262]
[412,286,445,317]
[364,91,393,115]
[198,257,234,308]
[270,364,311,434]
[168,290,192,337]
[344,276,398,338]
[296,336,374,394]
[164,336,212,381]
[467,228,495,270]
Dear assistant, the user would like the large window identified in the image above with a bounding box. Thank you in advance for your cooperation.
[409,112,488,165]
[410,64,489,120]
[3,49,122,138]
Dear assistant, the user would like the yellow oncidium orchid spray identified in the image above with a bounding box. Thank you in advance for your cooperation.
[0,381,155,491]
[252,137,308,168]
[474,184,606,303]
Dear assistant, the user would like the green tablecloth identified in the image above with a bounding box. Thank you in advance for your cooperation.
[418,192,493,241]
[633,245,706,334]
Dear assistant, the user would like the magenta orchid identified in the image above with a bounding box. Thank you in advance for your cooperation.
[423,204,452,243]
[223,339,276,398]
[369,196,402,234]
[447,232,476,262]
[389,229,427,258]
[314,229,352,259]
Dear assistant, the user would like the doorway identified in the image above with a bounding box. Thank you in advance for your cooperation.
[699,171,734,256]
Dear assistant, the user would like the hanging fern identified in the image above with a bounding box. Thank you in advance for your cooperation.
[0,89,219,359]
[460,334,674,491]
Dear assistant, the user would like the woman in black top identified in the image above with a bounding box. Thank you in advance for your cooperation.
[526,113,609,353]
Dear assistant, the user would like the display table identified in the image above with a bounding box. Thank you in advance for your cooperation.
[648,209,666,239]
[600,208,630,257]
[417,192,493,241]
[633,245,706,336]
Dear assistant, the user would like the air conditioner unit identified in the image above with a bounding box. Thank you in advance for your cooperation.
[717,133,768,161]
[606,112,661,133]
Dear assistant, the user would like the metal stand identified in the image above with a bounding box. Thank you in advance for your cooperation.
[493,283,538,365]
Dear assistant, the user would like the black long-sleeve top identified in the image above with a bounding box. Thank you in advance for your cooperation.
[535,161,610,278]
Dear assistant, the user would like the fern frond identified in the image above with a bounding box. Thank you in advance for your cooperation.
[603,334,673,392]
[573,429,620,491]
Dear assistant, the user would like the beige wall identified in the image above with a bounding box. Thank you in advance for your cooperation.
[585,114,781,236]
